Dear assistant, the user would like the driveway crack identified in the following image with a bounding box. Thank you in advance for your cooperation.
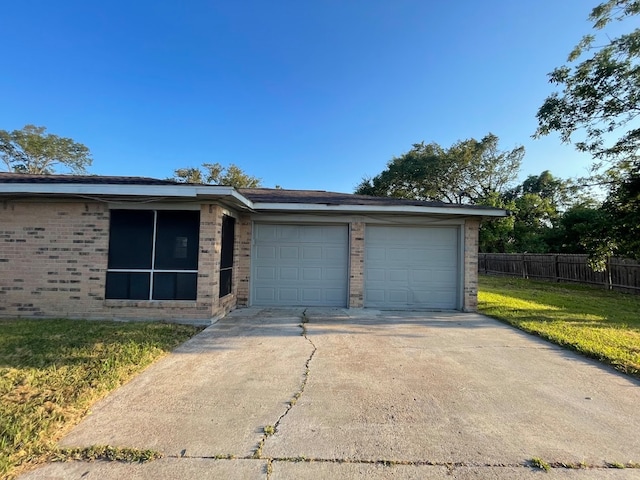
[252,308,317,462]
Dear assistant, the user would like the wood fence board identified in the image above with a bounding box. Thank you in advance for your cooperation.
[478,253,640,293]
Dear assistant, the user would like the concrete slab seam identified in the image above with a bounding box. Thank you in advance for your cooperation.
[44,455,640,476]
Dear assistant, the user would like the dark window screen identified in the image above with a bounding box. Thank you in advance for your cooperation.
[106,210,200,301]
[105,272,151,300]
[221,215,235,269]
[219,269,232,298]
[219,215,235,297]
[154,211,200,270]
[107,210,154,269]
[153,272,197,300]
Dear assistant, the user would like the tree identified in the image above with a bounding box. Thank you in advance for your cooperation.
[546,204,610,254]
[535,0,640,162]
[171,163,261,188]
[535,0,640,264]
[355,133,523,204]
[477,192,517,253]
[0,125,92,174]
[480,171,586,253]
[602,165,640,258]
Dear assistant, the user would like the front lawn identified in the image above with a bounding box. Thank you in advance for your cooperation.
[478,275,640,378]
[0,319,202,479]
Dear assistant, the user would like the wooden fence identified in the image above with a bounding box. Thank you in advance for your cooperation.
[478,253,640,293]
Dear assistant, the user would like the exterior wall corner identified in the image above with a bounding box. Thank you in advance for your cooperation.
[463,217,480,312]
[348,221,365,308]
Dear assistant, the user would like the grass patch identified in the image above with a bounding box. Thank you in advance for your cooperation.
[52,445,162,463]
[0,318,202,479]
[478,276,640,377]
[530,457,551,471]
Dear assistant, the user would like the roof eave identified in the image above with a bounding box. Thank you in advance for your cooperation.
[250,202,508,217]
[0,184,255,211]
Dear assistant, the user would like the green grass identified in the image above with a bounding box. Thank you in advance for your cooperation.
[530,457,551,471]
[0,318,202,479]
[478,275,640,377]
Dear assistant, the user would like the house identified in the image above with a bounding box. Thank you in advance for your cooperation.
[0,173,507,321]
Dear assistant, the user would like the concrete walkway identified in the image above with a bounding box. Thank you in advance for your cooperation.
[20,309,640,479]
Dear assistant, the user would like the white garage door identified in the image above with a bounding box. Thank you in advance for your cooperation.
[252,224,349,307]
[365,226,460,309]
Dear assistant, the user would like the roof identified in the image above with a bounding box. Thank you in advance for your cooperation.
[239,188,497,211]
[0,172,181,186]
[0,173,507,217]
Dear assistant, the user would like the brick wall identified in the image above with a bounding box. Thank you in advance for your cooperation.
[0,201,482,318]
[0,201,237,321]
[348,221,365,308]
[463,217,480,311]
[0,201,110,318]
[235,215,252,307]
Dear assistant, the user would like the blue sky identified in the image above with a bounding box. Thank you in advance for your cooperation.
[0,0,606,192]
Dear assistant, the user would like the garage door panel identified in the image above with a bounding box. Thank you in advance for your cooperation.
[279,246,299,259]
[278,289,299,302]
[325,267,346,281]
[323,246,346,261]
[365,226,459,309]
[324,289,346,302]
[302,246,322,260]
[256,245,276,259]
[279,226,301,241]
[388,269,409,282]
[252,224,348,307]
[255,224,277,241]
[279,267,299,281]
[387,248,411,262]
[366,289,385,302]
[254,287,276,302]
[302,267,322,281]
[302,289,321,302]
[411,269,434,283]
[388,289,409,303]
[366,247,386,261]
[366,268,386,282]
[255,266,276,280]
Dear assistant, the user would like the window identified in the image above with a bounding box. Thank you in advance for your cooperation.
[219,215,235,297]
[106,210,200,300]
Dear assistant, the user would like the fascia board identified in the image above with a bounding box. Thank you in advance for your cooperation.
[250,202,508,217]
[0,183,255,209]
[0,184,200,196]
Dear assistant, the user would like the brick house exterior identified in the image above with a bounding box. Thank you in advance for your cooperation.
[0,173,505,321]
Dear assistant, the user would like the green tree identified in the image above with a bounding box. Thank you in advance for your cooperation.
[0,125,92,174]
[535,0,640,162]
[171,163,261,188]
[547,204,610,254]
[481,171,583,253]
[355,133,523,204]
[477,192,517,253]
[535,0,640,263]
[603,166,640,258]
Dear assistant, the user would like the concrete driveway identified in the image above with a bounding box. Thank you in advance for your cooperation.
[21,309,640,479]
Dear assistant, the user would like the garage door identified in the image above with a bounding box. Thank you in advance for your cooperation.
[364,226,460,309]
[252,224,349,306]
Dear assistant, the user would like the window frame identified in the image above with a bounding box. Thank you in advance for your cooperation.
[106,209,200,301]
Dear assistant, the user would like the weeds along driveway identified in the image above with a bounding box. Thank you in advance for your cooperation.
[21,308,640,479]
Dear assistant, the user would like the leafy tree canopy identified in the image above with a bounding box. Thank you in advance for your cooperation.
[0,125,92,174]
[355,133,523,204]
[535,0,640,264]
[535,0,640,164]
[171,162,261,188]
